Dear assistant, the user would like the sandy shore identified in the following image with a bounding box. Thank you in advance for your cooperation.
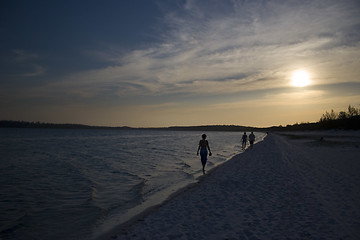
[103,131,360,239]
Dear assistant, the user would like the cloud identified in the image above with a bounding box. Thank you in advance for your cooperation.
[19,0,360,103]
[12,49,39,62]
[18,64,46,77]
[0,50,46,78]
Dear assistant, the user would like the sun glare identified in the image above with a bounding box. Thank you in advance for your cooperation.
[291,70,311,87]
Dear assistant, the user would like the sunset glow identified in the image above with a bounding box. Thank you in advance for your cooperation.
[1,1,360,127]
[291,70,311,87]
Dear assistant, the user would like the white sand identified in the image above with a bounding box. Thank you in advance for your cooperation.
[104,131,360,239]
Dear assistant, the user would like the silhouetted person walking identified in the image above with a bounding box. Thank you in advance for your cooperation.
[241,132,247,150]
[197,134,212,174]
[249,132,255,147]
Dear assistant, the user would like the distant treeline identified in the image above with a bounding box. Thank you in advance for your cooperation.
[269,105,360,131]
[0,121,131,130]
[168,125,262,132]
[0,121,257,131]
[268,116,360,131]
[1,105,359,131]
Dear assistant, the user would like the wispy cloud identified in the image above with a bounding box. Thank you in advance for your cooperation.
[15,0,360,108]
[45,1,356,97]
[12,49,39,62]
[18,64,46,77]
[2,0,359,127]
[1,49,46,77]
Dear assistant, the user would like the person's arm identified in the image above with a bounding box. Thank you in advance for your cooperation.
[207,141,212,156]
[197,142,201,155]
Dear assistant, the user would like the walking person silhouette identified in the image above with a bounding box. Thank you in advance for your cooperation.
[241,132,247,150]
[197,134,212,174]
[249,132,255,148]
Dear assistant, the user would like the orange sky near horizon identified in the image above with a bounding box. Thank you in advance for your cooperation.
[1,1,359,127]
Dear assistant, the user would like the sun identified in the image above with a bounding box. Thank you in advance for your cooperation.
[291,70,311,87]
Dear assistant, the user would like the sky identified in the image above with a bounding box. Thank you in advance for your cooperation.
[1,0,360,127]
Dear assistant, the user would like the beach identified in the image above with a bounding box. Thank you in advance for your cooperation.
[2,129,263,240]
[103,131,360,240]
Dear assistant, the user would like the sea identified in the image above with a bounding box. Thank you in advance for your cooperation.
[0,128,266,240]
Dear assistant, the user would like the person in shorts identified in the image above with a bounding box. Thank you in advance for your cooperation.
[197,134,212,174]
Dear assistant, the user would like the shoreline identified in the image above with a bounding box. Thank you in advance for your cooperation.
[94,140,260,240]
[104,130,360,239]
[94,180,201,240]
[94,178,199,240]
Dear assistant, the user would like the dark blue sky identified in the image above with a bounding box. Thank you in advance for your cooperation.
[1,1,164,75]
[1,0,360,127]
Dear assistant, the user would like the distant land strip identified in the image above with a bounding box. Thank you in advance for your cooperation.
[1,117,359,131]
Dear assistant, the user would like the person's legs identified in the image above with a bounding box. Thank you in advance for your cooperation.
[202,161,206,174]
[200,149,207,174]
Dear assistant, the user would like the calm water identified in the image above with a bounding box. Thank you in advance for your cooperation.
[0,128,265,240]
